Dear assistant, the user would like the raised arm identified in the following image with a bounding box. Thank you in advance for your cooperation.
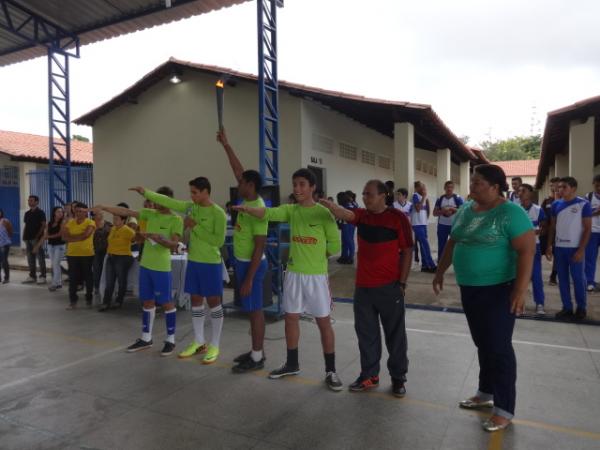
[318,198,355,223]
[217,128,244,182]
[232,204,267,219]
[95,205,139,219]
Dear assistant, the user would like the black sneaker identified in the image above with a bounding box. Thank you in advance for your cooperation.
[127,338,153,353]
[325,372,343,391]
[555,308,574,321]
[233,351,252,363]
[574,308,587,322]
[232,356,265,373]
[392,378,406,398]
[268,363,300,379]
[160,341,176,356]
[349,375,379,392]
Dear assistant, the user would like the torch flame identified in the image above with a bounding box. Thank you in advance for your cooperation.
[216,80,224,88]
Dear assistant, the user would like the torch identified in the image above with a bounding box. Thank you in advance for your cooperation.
[216,79,225,131]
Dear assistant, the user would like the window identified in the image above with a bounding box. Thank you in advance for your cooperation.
[339,142,357,160]
[312,134,334,154]
[378,156,391,169]
[0,166,18,187]
[361,150,376,166]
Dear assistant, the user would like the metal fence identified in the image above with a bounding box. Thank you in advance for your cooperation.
[27,167,93,215]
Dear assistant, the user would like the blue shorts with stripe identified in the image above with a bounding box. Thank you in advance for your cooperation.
[235,258,268,312]
[185,261,223,297]
[139,266,172,304]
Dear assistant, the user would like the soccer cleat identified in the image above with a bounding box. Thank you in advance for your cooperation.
[459,397,494,409]
[126,338,153,353]
[178,341,207,359]
[268,363,300,379]
[160,341,176,357]
[349,375,379,392]
[232,356,265,373]
[202,344,220,364]
[325,372,343,391]
[391,378,406,398]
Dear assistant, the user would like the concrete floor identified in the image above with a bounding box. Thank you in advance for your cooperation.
[1,270,600,450]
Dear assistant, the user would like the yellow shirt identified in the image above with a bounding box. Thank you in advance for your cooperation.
[107,225,135,256]
[66,218,95,257]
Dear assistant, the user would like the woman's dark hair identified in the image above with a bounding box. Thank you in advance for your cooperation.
[474,164,509,193]
[50,206,63,224]
[241,170,263,192]
[188,177,211,194]
[366,179,388,195]
[157,186,174,197]
[292,168,317,186]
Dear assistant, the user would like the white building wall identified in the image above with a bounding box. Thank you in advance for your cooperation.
[92,72,302,208]
[299,99,394,204]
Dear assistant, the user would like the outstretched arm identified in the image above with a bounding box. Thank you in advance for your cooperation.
[318,198,355,223]
[217,128,244,182]
[94,205,140,219]
[232,205,267,219]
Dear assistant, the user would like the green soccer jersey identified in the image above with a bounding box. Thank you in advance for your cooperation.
[265,203,340,275]
[144,190,226,264]
[138,208,183,272]
[234,197,268,260]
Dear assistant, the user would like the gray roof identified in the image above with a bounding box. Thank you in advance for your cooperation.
[0,0,250,67]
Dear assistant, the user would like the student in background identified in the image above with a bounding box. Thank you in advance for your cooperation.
[411,181,436,272]
[584,174,600,292]
[433,181,463,262]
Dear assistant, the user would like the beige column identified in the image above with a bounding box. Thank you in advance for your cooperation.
[436,148,451,195]
[569,116,595,189]
[459,160,470,198]
[394,122,415,191]
[555,154,569,178]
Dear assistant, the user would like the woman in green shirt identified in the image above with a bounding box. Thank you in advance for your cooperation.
[433,164,535,432]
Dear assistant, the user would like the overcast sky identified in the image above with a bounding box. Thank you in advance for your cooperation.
[1,0,599,146]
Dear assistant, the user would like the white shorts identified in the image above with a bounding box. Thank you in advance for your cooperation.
[282,271,332,318]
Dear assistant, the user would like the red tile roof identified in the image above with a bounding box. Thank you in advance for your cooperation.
[493,160,539,177]
[0,130,93,164]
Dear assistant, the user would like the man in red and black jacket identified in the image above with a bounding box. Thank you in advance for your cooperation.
[320,179,413,398]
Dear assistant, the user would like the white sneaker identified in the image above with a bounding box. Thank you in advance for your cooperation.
[22,276,36,284]
[536,304,546,315]
[587,284,595,292]
[37,277,47,285]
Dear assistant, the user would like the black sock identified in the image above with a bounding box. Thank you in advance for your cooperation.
[287,348,299,368]
[324,352,336,373]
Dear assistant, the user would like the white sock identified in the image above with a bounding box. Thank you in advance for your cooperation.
[141,307,156,342]
[192,305,206,345]
[209,305,224,347]
[251,349,263,362]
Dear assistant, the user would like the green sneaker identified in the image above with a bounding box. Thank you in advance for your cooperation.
[177,341,207,359]
[202,344,220,365]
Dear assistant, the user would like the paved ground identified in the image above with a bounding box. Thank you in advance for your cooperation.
[1,269,600,449]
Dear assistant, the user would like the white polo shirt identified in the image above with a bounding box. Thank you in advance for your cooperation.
[435,194,464,227]
[393,201,412,222]
[551,197,592,248]
[410,193,429,226]
[523,203,545,244]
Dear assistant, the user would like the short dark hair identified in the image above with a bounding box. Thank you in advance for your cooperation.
[29,195,39,202]
[292,168,317,186]
[512,177,523,183]
[336,191,348,204]
[117,202,129,209]
[241,170,263,192]
[593,174,600,183]
[188,177,210,194]
[345,190,356,201]
[156,186,174,197]
[560,176,578,188]
[474,164,509,192]
[520,183,534,193]
[74,201,87,209]
[366,179,388,195]
[550,177,560,183]
[397,188,408,197]
[444,180,454,188]
[385,180,395,189]
[414,181,423,189]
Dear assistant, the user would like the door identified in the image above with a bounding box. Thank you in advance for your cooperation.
[307,165,326,196]
[0,166,20,245]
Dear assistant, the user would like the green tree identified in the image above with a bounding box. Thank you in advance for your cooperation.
[481,135,541,161]
[72,134,90,142]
